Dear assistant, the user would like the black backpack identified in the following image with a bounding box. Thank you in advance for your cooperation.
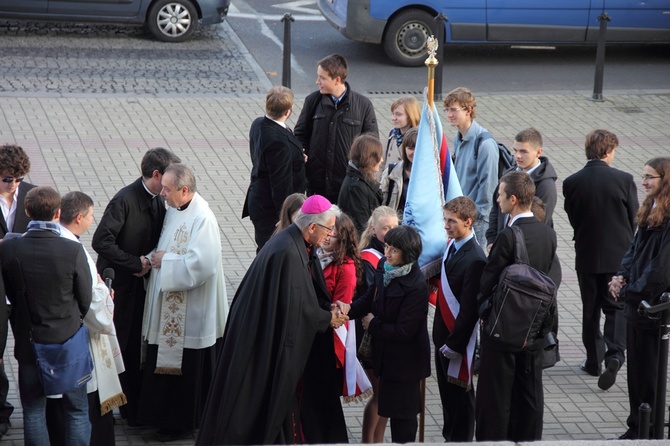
[482,226,557,351]
[474,131,515,179]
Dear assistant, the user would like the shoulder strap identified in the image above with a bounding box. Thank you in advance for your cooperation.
[385,163,397,205]
[510,225,530,265]
[474,131,494,160]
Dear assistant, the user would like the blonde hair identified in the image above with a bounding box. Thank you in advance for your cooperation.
[391,96,421,128]
[358,205,398,251]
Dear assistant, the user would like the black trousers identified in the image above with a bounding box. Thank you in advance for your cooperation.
[577,272,626,372]
[434,349,474,442]
[625,319,660,435]
[476,341,544,442]
[252,216,278,253]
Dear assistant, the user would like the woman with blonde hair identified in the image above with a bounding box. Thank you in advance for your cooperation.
[381,96,420,176]
[338,134,384,234]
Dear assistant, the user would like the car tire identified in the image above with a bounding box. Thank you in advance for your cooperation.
[147,0,198,42]
[383,9,438,67]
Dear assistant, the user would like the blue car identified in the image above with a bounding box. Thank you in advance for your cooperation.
[318,0,670,66]
[0,0,230,42]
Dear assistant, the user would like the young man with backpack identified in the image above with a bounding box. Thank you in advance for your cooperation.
[444,87,499,248]
[475,171,560,442]
[485,128,558,251]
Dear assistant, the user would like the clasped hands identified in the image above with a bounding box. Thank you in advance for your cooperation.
[329,303,349,329]
[608,275,626,300]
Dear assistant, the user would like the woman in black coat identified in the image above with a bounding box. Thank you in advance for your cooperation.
[609,157,670,439]
[338,134,384,234]
[338,225,431,443]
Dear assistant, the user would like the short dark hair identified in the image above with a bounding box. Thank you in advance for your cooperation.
[317,54,348,82]
[384,225,422,265]
[265,86,294,119]
[443,196,478,222]
[25,186,60,221]
[140,147,181,178]
[515,128,543,148]
[0,144,31,177]
[585,129,619,160]
[500,171,536,209]
[60,191,94,225]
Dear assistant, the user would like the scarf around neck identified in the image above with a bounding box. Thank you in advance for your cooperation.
[390,128,403,147]
[383,261,413,287]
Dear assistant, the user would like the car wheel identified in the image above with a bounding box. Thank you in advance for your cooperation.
[383,9,438,67]
[147,0,198,42]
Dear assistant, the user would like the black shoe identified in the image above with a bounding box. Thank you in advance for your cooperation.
[598,357,621,390]
[618,428,637,440]
[579,359,601,377]
[156,428,194,442]
[0,419,11,437]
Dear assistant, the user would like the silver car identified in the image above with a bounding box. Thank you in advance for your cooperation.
[0,0,231,42]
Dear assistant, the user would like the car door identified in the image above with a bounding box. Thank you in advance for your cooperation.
[587,0,670,42]
[0,0,47,14]
[486,0,591,42]
[47,0,144,19]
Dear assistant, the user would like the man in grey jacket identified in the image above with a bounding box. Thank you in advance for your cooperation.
[444,87,498,248]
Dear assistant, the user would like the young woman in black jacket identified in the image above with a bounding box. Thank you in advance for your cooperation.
[609,156,670,439]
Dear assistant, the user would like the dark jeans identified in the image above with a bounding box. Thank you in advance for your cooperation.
[18,363,90,446]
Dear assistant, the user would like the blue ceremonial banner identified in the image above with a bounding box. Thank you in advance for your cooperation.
[403,91,462,269]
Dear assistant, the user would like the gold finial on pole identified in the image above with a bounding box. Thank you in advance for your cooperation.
[425,35,439,107]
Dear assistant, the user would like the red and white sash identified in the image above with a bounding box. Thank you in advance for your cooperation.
[333,249,377,402]
[437,239,477,390]
[334,321,372,402]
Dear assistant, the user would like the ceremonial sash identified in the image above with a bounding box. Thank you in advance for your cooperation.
[437,240,477,390]
[334,321,372,403]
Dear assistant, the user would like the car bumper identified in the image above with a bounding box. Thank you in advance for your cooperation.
[200,0,230,25]
[317,0,386,44]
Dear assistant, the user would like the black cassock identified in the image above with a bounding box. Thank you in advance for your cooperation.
[196,224,334,445]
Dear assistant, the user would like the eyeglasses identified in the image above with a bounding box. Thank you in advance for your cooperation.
[445,107,464,114]
[642,174,663,181]
[2,177,24,184]
[316,223,335,233]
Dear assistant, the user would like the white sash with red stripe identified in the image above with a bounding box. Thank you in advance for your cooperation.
[437,239,477,390]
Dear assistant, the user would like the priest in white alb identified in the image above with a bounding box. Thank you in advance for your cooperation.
[139,163,229,442]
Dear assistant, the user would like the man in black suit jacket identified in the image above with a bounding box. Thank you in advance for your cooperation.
[434,197,486,442]
[0,144,37,436]
[563,129,638,389]
[92,147,180,426]
[476,171,558,442]
[0,186,92,444]
[243,86,306,251]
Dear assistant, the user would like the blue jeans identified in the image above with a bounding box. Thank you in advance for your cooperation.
[18,363,90,446]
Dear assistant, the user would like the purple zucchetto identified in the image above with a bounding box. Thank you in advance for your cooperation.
[301,195,332,214]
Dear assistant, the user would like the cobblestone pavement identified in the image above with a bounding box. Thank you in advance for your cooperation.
[1,17,670,446]
[0,21,270,96]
